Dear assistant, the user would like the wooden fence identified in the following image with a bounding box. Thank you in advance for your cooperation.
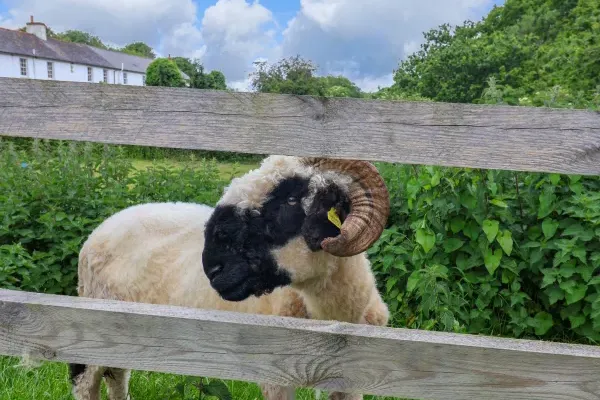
[0,77,599,400]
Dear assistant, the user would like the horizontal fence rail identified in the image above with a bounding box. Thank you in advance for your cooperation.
[1,77,600,175]
[1,289,600,400]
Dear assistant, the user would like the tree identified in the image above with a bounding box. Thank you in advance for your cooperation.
[249,55,363,97]
[249,55,327,96]
[121,42,155,59]
[172,57,205,88]
[145,58,185,87]
[172,57,228,90]
[205,71,227,90]
[390,0,600,106]
[54,30,107,49]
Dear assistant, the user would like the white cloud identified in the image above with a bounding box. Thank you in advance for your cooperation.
[280,0,493,90]
[0,0,199,52]
[199,0,278,80]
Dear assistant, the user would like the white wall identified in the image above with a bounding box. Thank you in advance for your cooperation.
[0,53,24,78]
[0,53,146,86]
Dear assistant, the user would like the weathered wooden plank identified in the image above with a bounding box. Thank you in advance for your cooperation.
[0,77,599,175]
[0,289,599,400]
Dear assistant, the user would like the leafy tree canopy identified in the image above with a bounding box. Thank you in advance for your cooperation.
[249,55,363,98]
[145,58,185,87]
[172,57,227,90]
[121,42,156,59]
[389,0,600,107]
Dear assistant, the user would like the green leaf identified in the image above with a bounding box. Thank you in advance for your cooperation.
[406,270,422,293]
[549,174,561,185]
[482,219,499,242]
[531,311,553,335]
[496,230,513,256]
[450,217,465,234]
[562,224,595,241]
[431,171,441,187]
[443,238,464,253]
[382,254,395,269]
[588,276,600,286]
[463,220,480,240]
[563,282,587,305]
[569,315,586,329]
[542,218,559,239]
[490,199,508,208]
[484,248,502,275]
[416,228,435,254]
[538,192,556,218]
[202,380,232,400]
[385,277,398,293]
[544,285,564,305]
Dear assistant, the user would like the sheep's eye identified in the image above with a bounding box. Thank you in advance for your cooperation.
[287,196,298,206]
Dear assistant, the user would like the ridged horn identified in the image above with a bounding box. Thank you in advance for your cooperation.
[300,157,390,257]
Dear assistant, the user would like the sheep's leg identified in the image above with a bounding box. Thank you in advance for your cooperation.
[328,293,390,400]
[328,392,362,400]
[260,383,296,400]
[105,367,131,400]
[69,364,106,400]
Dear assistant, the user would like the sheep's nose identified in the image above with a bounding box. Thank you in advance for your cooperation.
[206,264,223,280]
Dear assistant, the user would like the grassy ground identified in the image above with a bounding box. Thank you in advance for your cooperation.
[0,356,401,400]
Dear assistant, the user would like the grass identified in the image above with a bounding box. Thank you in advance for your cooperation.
[0,356,402,400]
[130,159,258,181]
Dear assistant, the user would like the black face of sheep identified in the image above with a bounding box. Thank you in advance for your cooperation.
[202,176,351,302]
[202,156,390,302]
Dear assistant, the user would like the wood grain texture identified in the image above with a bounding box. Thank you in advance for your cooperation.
[0,77,599,175]
[1,289,599,400]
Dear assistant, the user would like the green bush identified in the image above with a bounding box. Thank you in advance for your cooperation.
[0,138,224,295]
[368,163,600,343]
[145,58,186,87]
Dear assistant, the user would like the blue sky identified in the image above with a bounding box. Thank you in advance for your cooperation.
[0,0,505,91]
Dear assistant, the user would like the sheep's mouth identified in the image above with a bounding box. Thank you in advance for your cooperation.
[209,263,292,302]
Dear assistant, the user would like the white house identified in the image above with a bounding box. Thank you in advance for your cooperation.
[0,16,188,86]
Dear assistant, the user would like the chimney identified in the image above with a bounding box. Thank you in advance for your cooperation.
[26,15,47,41]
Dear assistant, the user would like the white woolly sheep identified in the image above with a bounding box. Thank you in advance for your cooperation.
[70,155,391,400]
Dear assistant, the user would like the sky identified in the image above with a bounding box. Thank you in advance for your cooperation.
[0,0,505,92]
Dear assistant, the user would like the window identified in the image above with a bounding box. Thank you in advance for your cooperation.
[47,62,53,79]
[142,75,146,86]
[19,58,27,76]
[70,63,74,73]
[103,69,108,83]
[87,67,93,82]
[123,72,127,84]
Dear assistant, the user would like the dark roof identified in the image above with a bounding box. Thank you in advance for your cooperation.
[0,27,160,73]
[0,27,114,69]
[88,46,152,73]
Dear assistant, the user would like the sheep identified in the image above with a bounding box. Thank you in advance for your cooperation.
[70,155,391,400]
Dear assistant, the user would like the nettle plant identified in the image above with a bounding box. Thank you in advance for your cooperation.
[368,163,600,343]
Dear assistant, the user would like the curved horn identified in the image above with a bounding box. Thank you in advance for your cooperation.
[300,157,390,257]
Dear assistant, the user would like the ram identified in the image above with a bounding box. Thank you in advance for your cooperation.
[71,155,390,400]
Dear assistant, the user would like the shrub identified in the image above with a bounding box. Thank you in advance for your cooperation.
[146,58,186,87]
[368,163,600,344]
[0,138,223,295]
